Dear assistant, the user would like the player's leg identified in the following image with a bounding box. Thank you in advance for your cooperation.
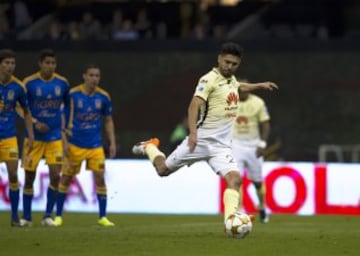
[209,148,243,223]
[92,171,114,227]
[21,139,43,226]
[223,171,242,221]
[54,172,73,227]
[54,173,73,226]
[88,147,114,226]
[6,159,22,226]
[132,138,171,176]
[253,181,268,223]
[55,143,79,226]
[246,153,268,223]
[1,137,22,226]
[42,140,63,225]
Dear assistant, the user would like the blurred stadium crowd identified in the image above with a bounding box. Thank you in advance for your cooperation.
[1,0,360,41]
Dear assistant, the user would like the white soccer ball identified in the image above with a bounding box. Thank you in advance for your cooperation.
[225,212,253,239]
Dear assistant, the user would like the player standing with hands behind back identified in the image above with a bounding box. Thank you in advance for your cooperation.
[232,88,270,223]
[55,64,116,227]
[132,42,278,226]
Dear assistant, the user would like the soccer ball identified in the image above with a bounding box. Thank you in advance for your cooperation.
[225,212,253,239]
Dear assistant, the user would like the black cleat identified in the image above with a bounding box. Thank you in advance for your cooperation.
[11,218,23,227]
[259,209,269,224]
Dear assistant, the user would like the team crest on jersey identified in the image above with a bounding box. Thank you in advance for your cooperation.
[226,92,239,106]
[95,99,102,109]
[55,86,61,96]
[77,99,83,108]
[36,87,42,96]
[7,90,14,100]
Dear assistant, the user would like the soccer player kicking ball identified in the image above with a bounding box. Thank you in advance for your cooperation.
[55,64,116,227]
[132,42,278,226]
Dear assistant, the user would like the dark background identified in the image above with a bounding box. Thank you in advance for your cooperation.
[1,0,359,161]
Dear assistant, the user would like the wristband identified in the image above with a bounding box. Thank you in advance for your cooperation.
[258,140,267,149]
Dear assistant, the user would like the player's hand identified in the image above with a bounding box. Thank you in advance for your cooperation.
[188,132,197,153]
[35,122,50,133]
[109,144,116,158]
[27,135,34,152]
[261,82,278,91]
[63,141,70,158]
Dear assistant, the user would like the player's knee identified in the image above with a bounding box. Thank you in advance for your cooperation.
[225,171,242,189]
[60,175,73,186]
[155,163,171,177]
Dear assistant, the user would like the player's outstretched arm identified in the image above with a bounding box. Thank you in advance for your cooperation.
[238,81,278,92]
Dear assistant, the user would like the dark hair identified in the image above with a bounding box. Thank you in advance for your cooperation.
[0,49,16,63]
[219,42,243,58]
[39,49,56,62]
[83,64,100,74]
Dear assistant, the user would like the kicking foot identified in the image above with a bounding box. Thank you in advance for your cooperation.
[132,138,160,155]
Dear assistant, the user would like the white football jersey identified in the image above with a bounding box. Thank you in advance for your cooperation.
[232,94,270,146]
[194,68,239,146]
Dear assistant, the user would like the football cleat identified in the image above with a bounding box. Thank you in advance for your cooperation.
[54,216,63,227]
[98,217,115,227]
[19,218,33,227]
[11,218,23,227]
[41,217,57,227]
[132,138,160,155]
[234,211,255,222]
[259,209,269,224]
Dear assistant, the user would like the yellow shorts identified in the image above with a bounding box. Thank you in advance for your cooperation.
[22,139,63,171]
[0,137,19,162]
[62,143,105,176]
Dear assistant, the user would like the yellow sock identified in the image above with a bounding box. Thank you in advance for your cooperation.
[145,144,165,163]
[238,184,243,211]
[223,188,240,222]
[256,184,265,209]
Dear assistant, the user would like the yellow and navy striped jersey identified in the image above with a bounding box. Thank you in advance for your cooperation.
[23,72,69,141]
[67,84,112,148]
[0,76,28,139]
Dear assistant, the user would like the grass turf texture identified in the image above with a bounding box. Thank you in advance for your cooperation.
[1,212,359,256]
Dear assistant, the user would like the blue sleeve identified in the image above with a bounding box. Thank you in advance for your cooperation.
[63,93,72,128]
[103,96,112,116]
[18,86,28,108]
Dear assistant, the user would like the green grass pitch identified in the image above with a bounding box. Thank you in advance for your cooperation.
[1,212,359,256]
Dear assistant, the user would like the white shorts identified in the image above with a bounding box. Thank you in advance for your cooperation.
[165,137,239,177]
[232,143,263,182]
